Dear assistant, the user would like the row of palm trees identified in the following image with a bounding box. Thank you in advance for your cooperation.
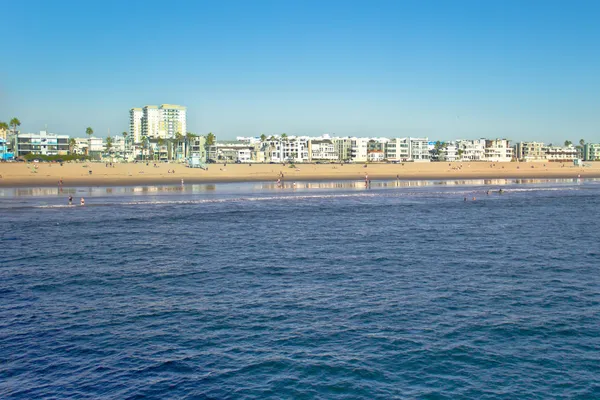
[0,117,21,136]
[94,130,216,161]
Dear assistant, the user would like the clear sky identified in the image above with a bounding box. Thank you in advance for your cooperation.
[1,0,599,143]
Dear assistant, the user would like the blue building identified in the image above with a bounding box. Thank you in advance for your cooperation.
[0,138,14,160]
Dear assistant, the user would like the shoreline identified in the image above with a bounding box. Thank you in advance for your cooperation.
[1,162,596,188]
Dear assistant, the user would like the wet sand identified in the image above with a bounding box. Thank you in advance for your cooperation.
[0,161,597,187]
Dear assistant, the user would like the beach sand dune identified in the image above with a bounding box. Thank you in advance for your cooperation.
[0,161,597,187]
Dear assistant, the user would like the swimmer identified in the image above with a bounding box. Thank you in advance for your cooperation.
[68,195,73,205]
[80,197,85,206]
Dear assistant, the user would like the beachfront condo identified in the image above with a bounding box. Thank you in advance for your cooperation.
[131,104,187,141]
[14,131,69,157]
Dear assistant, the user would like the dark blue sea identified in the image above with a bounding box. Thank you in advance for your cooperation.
[1,178,599,399]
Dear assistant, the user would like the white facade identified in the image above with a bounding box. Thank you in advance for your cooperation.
[309,139,338,161]
[484,139,513,162]
[73,137,104,154]
[385,138,410,161]
[15,131,69,156]
[138,104,187,140]
[367,150,385,162]
[438,142,459,162]
[267,136,310,163]
[350,138,369,162]
[129,108,143,143]
[160,104,187,139]
[408,137,431,162]
[545,146,577,161]
[457,139,486,161]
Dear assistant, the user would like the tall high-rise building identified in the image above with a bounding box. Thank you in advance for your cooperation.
[158,104,186,139]
[129,108,143,143]
[130,104,187,142]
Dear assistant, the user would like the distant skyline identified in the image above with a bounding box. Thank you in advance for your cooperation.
[1,0,600,143]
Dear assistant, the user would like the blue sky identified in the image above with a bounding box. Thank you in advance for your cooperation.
[1,0,599,143]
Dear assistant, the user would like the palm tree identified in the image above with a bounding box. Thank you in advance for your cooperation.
[140,135,148,161]
[185,132,197,158]
[281,133,288,140]
[175,132,184,160]
[9,118,21,135]
[122,131,128,157]
[86,127,94,156]
[105,136,113,156]
[205,132,216,161]
[260,133,267,142]
[579,139,585,147]
[157,137,165,160]
[206,132,216,146]
[564,140,572,147]
[68,138,76,155]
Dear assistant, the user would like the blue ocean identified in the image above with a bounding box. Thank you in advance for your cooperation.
[1,178,599,399]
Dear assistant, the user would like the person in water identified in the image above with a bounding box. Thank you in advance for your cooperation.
[68,195,73,205]
[80,197,85,206]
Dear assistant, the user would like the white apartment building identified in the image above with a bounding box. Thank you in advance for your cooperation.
[367,150,385,162]
[73,137,104,154]
[583,143,600,161]
[129,108,143,143]
[267,136,310,163]
[309,139,338,162]
[514,142,546,161]
[385,138,410,161]
[438,141,459,162]
[457,139,486,161]
[15,131,69,157]
[133,104,187,141]
[485,139,513,162]
[409,137,431,162]
[385,137,430,162]
[545,145,578,162]
[350,138,369,162]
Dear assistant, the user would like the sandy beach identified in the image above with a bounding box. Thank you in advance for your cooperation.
[0,161,598,187]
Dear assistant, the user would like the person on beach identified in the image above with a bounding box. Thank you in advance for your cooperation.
[80,197,85,206]
[68,195,73,205]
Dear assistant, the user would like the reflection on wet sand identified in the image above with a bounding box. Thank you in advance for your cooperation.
[0,178,596,198]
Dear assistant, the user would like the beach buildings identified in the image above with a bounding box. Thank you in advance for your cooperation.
[544,145,578,162]
[309,138,338,162]
[456,139,486,161]
[0,138,14,160]
[130,104,187,140]
[72,137,104,155]
[514,142,546,161]
[129,108,143,143]
[484,139,513,162]
[14,131,69,157]
[583,143,600,161]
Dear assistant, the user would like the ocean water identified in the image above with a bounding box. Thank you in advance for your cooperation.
[1,179,599,399]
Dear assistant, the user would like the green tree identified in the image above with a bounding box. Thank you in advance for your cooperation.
[122,131,128,156]
[68,138,76,154]
[579,138,585,147]
[9,117,21,135]
[86,127,94,156]
[185,132,197,157]
[106,135,113,154]
[281,133,288,140]
[260,133,267,142]
[141,135,148,161]
[564,140,572,147]
[175,132,184,159]
[206,132,216,146]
